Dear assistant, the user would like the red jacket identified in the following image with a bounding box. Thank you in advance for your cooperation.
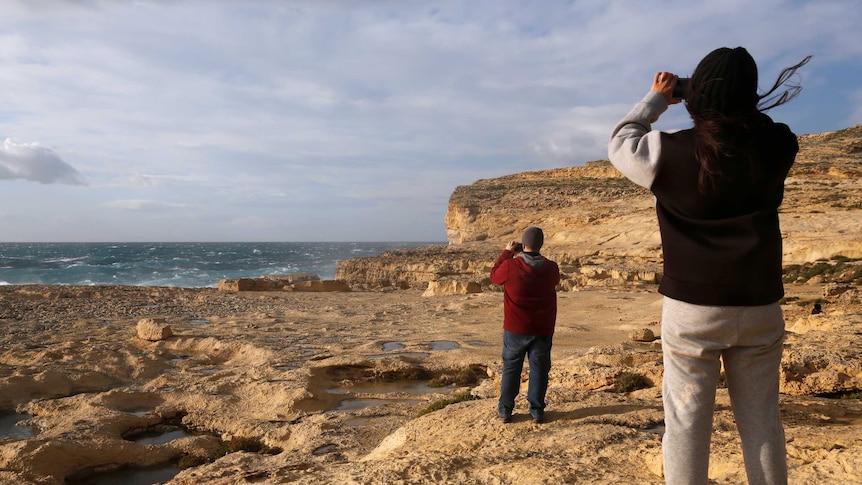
[490,250,560,336]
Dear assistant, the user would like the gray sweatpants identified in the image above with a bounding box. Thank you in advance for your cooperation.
[661,297,787,485]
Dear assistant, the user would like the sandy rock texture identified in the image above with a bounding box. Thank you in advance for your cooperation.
[1,125,861,484]
[0,284,860,484]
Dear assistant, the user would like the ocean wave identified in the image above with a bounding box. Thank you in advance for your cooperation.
[43,256,88,264]
[0,242,440,287]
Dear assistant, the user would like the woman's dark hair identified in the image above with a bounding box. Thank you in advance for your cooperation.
[684,47,811,192]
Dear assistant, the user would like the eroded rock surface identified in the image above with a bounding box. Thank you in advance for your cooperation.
[0,283,859,484]
[1,126,861,484]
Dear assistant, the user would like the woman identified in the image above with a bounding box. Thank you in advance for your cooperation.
[607,47,810,485]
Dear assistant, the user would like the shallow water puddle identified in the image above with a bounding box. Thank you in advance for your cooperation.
[366,352,430,359]
[333,398,423,412]
[430,340,460,351]
[0,412,36,439]
[315,364,463,414]
[66,464,182,485]
[327,380,443,395]
[382,341,405,351]
[333,398,390,412]
[123,407,154,417]
[126,425,192,445]
[326,378,444,412]
[312,443,338,455]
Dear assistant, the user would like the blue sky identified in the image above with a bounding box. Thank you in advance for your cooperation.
[0,0,859,242]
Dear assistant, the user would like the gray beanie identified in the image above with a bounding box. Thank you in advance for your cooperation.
[521,226,544,251]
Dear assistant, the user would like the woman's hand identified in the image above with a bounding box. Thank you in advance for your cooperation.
[651,71,682,105]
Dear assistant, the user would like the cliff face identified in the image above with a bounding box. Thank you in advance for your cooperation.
[337,125,862,289]
[444,162,635,246]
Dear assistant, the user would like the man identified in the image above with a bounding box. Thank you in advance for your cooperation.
[490,226,561,424]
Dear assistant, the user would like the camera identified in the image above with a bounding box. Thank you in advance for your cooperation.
[672,78,689,100]
[512,243,523,252]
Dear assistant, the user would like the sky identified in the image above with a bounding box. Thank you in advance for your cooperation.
[0,0,860,242]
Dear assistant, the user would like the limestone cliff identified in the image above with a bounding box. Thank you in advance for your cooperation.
[337,125,862,289]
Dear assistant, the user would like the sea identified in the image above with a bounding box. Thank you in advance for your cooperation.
[0,242,442,288]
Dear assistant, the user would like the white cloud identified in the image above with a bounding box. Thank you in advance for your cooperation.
[529,105,631,166]
[0,0,859,241]
[128,173,155,186]
[103,199,189,211]
[0,138,86,185]
[121,172,212,188]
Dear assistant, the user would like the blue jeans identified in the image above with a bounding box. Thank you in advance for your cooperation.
[498,330,553,419]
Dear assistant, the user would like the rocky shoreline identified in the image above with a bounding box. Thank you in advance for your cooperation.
[0,280,860,484]
[1,125,861,484]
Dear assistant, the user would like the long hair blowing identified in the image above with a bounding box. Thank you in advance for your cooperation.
[690,55,812,193]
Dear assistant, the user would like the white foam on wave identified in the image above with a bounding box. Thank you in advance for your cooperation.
[44,256,87,264]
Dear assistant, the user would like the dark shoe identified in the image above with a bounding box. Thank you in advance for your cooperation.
[499,414,512,424]
[532,415,544,424]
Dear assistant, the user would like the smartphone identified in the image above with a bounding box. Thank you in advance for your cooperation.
[673,78,689,100]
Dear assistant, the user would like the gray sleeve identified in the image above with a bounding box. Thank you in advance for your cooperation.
[607,91,669,189]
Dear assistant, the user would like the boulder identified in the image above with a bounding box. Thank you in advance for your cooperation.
[218,278,270,292]
[136,318,173,341]
[629,328,656,342]
[422,280,483,297]
[824,283,855,298]
[286,280,351,292]
[218,273,321,292]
